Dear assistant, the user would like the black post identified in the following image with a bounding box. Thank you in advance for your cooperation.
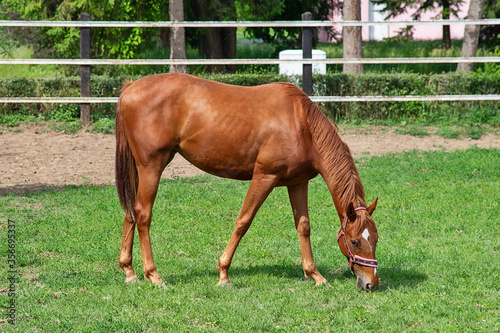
[80,12,91,125]
[301,12,313,96]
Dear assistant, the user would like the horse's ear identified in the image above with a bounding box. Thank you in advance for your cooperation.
[367,197,378,216]
[346,202,356,222]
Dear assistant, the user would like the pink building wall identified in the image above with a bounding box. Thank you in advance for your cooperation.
[321,0,471,42]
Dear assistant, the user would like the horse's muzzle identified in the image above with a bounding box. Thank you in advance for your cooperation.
[356,274,379,292]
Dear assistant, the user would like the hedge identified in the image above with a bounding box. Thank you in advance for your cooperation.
[0,72,498,124]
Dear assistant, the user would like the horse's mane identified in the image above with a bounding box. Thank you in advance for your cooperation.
[283,84,367,226]
[120,80,135,94]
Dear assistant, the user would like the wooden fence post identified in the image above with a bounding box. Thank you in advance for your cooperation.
[301,12,313,96]
[80,12,91,125]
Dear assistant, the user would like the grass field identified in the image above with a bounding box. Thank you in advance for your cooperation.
[1,148,499,331]
[2,39,495,79]
[0,45,59,79]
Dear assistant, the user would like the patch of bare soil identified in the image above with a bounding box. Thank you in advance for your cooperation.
[1,124,499,194]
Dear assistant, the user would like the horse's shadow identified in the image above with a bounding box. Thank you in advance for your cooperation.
[160,262,305,286]
[323,264,428,291]
[159,261,427,291]
[376,266,428,291]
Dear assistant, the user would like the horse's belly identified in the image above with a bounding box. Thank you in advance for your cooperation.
[177,149,255,180]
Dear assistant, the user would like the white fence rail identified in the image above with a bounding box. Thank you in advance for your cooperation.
[2,95,499,104]
[1,19,499,28]
[1,18,499,107]
[1,57,498,66]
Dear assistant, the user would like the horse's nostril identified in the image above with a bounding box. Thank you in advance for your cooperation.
[365,283,372,291]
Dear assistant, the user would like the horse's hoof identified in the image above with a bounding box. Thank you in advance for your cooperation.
[125,275,140,284]
[217,282,233,288]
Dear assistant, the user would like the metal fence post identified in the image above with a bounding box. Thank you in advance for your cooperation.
[301,12,313,96]
[80,12,91,125]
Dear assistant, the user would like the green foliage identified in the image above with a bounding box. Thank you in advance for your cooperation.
[51,121,81,134]
[436,126,461,139]
[0,113,39,126]
[467,125,485,139]
[0,46,59,79]
[371,0,464,20]
[0,149,499,331]
[2,0,169,59]
[480,0,500,48]
[242,0,338,48]
[0,27,16,58]
[49,104,79,123]
[235,0,285,20]
[394,126,429,137]
[475,47,500,75]
[318,40,488,74]
[312,72,499,125]
[88,117,115,134]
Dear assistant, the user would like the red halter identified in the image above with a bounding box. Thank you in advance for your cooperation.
[337,207,378,272]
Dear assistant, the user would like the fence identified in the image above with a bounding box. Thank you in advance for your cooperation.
[1,15,500,123]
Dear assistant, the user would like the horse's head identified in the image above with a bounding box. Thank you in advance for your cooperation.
[337,198,379,291]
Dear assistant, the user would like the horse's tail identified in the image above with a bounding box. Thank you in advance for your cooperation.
[115,84,138,222]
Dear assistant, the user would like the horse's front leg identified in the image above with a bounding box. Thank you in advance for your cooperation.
[217,172,280,286]
[288,182,327,285]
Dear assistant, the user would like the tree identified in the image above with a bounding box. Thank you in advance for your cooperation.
[372,0,465,49]
[2,0,169,59]
[479,0,500,48]
[456,0,484,72]
[186,0,285,73]
[187,0,238,73]
[343,0,364,73]
[242,0,336,49]
[170,0,187,73]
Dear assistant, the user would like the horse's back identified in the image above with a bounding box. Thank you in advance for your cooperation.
[119,74,317,181]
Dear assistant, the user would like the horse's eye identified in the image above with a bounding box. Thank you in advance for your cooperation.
[350,240,359,248]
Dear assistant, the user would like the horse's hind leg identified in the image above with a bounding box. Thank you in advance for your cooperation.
[120,151,174,285]
[134,154,173,285]
[119,212,139,283]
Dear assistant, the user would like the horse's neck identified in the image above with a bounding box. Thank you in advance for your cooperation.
[314,132,365,219]
[303,99,366,219]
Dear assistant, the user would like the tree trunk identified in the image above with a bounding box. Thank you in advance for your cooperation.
[442,0,451,49]
[169,0,187,73]
[199,28,236,73]
[457,0,484,72]
[221,27,237,73]
[200,28,224,73]
[157,28,169,49]
[343,0,364,74]
[191,0,236,73]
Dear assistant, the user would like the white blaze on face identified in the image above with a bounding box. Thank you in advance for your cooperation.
[362,228,370,241]
[362,228,373,252]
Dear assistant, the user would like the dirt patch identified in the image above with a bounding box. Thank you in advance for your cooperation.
[1,124,499,194]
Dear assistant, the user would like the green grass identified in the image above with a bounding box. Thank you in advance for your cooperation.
[317,40,493,74]
[0,148,499,331]
[0,45,59,79]
[393,125,430,137]
[3,40,493,80]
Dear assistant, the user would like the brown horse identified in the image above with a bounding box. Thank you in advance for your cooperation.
[115,73,379,291]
